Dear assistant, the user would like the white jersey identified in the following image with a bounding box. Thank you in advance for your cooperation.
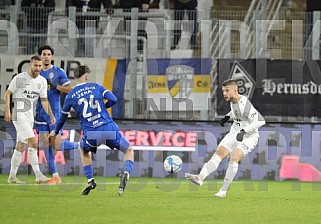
[227,95,265,136]
[8,72,48,123]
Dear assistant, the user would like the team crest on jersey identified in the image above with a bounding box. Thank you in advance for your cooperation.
[38,84,41,89]
[229,61,255,99]
[49,72,54,79]
[166,65,194,101]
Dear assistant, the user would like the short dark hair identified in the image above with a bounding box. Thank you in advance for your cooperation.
[74,65,90,78]
[30,55,42,62]
[222,79,237,87]
[38,45,54,55]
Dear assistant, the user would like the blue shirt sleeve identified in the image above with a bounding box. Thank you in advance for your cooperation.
[100,84,117,108]
[57,68,70,86]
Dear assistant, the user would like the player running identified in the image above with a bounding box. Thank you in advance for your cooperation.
[49,65,134,196]
[185,79,265,197]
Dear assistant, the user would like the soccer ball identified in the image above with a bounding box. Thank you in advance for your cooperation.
[163,155,183,174]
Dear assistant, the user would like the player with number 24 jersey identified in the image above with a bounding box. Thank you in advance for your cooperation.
[61,83,114,131]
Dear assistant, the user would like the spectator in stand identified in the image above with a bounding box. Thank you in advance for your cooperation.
[21,0,55,54]
[65,0,113,57]
[170,0,198,50]
[118,0,150,55]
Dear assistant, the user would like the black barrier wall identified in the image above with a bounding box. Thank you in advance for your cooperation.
[217,59,321,118]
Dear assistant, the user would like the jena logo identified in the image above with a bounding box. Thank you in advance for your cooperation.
[229,61,255,99]
[166,65,194,101]
[49,72,54,79]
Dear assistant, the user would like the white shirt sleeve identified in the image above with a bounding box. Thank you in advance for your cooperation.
[243,106,266,133]
[8,76,18,93]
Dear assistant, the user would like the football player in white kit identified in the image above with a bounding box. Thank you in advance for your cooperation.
[4,55,56,184]
[185,79,265,197]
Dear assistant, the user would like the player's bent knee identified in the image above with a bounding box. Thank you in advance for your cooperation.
[119,137,131,152]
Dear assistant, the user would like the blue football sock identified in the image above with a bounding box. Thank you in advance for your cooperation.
[83,165,93,180]
[60,140,79,151]
[124,160,134,174]
[45,146,58,174]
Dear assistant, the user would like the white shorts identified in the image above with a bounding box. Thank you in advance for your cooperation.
[219,132,258,156]
[13,120,35,144]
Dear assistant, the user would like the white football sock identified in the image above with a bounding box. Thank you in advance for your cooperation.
[53,172,59,177]
[9,149,23,177]
[28,147,42,177]
[221,161,239,191]
[199,154,222,180]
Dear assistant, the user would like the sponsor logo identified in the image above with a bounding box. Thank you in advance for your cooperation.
[262,79,321,96]
[166,65,194,101]
[229,61,255,98]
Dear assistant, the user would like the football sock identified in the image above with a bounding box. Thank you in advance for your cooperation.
[124,160,134,174]
[199,154,222,180]
[53,172,59,177]
[44,146,58,175]
[60,140,79,151]
[28,147,42,177]
[84,165,93,180]
[9,149,22,177]
[221,162,239,191]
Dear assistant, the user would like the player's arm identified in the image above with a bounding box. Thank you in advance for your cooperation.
[219,111,231,127]
[4,89,13,122]
[56,83,72,94]
[243,107,265,133]
[54,112,68,135]
[236,108,265,142]
[47,79,73,94]
[49,98,72,138]
[40,97,55,125]
[103,90,117,108]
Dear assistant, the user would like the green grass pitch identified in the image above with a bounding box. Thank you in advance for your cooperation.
[0,174,320,224]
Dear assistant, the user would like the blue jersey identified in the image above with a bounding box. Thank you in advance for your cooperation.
[35,65,70,123]
[62,83,116,131]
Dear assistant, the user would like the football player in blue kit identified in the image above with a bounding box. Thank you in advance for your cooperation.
[35,45,79,184]
[49,65,134,196]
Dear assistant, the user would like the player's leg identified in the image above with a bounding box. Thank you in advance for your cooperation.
[36,128,61,184]
[215,136,257,197]
[117,135,134,196]
[185,133,233,186]
[215,148,244,198]
[79,138,96,195]
[7,141,26,184]
[185,146,229,186]
[28,136,50,183]
[39,132,58,175]
[59,140,79,151]
[47,134,63,184]
[199,145,230,180]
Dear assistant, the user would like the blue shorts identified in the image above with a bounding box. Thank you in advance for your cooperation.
[35,122,63,135]
[80,122,130,154]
